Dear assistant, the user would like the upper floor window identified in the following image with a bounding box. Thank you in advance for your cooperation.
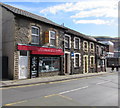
[31,26,40,44]
[74,37,80,49]
[96,46,99,54]
[65,34,71,48]
[83,41,88,51]
[49,31,56,46]
[90,42,94,52]
[74,53,81,67]
[101,47,104,54]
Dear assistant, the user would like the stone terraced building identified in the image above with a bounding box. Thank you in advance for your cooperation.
[1,3,107,80]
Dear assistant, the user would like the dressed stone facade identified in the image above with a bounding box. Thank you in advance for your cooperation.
[1,3,107,80]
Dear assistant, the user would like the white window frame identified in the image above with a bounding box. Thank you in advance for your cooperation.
[101,46,104,54]
[31,26,40,44]
[83,41,88,51]
[99,47,102,55]
[83,55,88,73]
[74,53,81,67]
[74,37,80,49]
[96,45,99,54]
[49,30,56,46]
[64,34,71,48]
[90,56,95,68]
[90,42,94,51]
[64,51,71,74]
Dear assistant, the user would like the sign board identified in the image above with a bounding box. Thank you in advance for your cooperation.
[17,44,64,55]
[71,52,74,57]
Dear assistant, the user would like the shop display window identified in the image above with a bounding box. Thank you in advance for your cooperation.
[39,57,60,72]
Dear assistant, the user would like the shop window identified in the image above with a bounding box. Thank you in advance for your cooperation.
[31,26,40,44]
[90,56,94,68]
[49,31,56,46]
[74,37,80,49]
[65,35,71,48]
[38,57,60,72]
[74,53,81,67]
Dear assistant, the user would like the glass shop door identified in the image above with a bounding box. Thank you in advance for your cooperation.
[31,56,38,78]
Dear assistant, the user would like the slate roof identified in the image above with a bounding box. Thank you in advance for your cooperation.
[0,2,103,43]
[0,2,65,29]
[65,28,97,42]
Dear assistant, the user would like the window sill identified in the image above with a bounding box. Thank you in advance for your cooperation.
[74,48,80,50]
[74,67,81,69]
[90,50,94,52]
[90,67,94,69]
[65,47,71,50]
[84,50,88,52]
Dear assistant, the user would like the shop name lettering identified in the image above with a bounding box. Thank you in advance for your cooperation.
[17,45,63,53]
[38,48,62,53]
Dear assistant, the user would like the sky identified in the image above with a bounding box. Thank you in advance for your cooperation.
[1,0,119,37]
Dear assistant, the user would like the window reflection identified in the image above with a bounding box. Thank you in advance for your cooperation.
[39,57,60,72]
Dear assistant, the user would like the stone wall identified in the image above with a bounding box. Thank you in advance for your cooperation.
[64,34,96,74]
[14,15,64,79]
[39,71,59,77]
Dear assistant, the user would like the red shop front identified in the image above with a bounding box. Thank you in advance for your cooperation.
[17,44,64,79]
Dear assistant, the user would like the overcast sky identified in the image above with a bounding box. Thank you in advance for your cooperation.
[1,0,119,37]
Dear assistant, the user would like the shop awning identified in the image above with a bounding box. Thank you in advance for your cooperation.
[17,44,64,55]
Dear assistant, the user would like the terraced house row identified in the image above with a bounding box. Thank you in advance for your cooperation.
[1,3,107,80]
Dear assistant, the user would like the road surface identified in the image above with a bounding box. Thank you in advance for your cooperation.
[1,72,118,106]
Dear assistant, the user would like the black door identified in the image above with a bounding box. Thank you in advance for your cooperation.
[65,54,68,73]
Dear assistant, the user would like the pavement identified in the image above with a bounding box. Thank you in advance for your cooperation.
[0,68,116,88]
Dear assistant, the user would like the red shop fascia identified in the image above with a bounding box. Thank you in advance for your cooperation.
[17,44,64,78]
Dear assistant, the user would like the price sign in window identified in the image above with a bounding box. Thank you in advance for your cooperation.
[31,57,38,78]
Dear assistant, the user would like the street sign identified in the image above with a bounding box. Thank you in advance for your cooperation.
[71,52,74,57]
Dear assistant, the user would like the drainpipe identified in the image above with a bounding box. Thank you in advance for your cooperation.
[70,51,74,75]
[60,31,65,75]
[60,55,64,75]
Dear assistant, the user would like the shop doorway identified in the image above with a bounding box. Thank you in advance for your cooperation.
[83,55,88,73]
[19,51,28,79]
[64,52,70,74]
[31,56,38,78]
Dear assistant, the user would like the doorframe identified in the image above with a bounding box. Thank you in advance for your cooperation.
[64,51,71,74]
[18,50,29,79]
[83,55,88,74]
